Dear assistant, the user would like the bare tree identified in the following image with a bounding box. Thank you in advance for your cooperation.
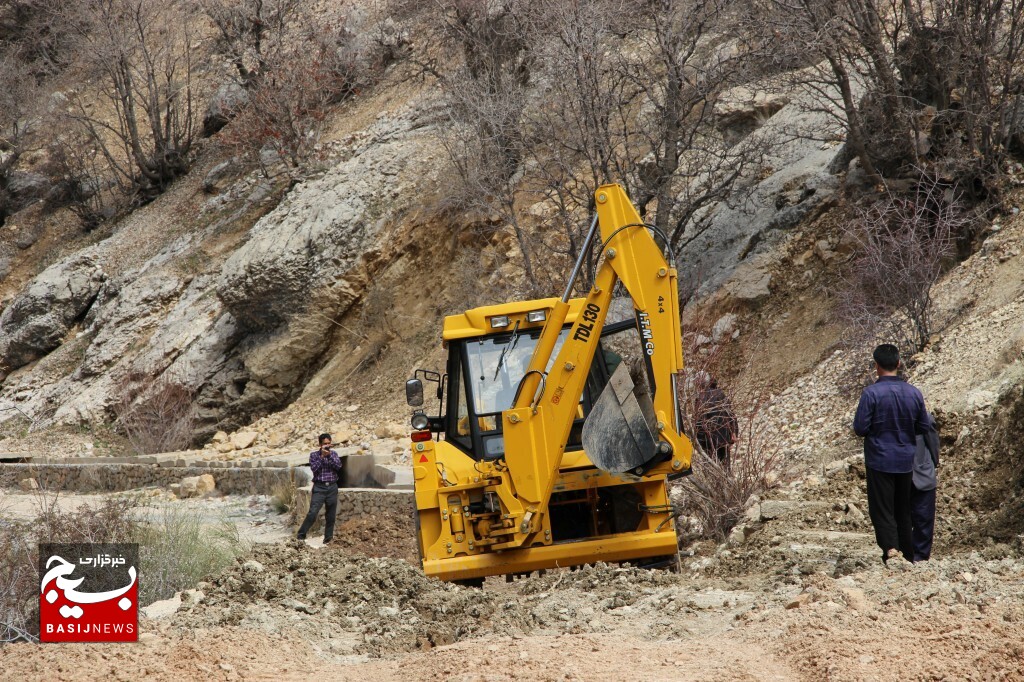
[431,0,760,292]
[53,0,203,210]
[198,0,300,86]
[751,0,1024,196]
[0,53,43,223]
[0,0,75,75]
[434,0,539,286]
[518,1,760,286]
[836,178,968,353]
[202,0,374,174]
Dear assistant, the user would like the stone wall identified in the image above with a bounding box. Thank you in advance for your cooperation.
[0,463,301,495]
[292,485,414,534]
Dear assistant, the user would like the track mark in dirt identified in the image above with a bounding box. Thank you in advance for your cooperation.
[316,632,799,682]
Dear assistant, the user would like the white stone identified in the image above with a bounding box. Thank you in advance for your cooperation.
[230,431,258,450]
[712,313,738,343]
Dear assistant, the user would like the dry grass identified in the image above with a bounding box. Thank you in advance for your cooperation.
[270,480,296,515]
[0,489,245,640]
[135,507,244,605]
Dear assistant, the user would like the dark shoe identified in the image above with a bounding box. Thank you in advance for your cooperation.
[296,535,306,541]
[322,538,332,545]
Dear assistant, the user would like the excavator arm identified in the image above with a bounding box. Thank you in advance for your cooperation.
[484,183,692,546]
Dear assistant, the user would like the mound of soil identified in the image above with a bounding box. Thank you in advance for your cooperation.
[172,544,538,655]
[326,507,417,563]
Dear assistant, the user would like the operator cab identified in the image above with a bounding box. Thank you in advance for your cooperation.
[407,306,641,464]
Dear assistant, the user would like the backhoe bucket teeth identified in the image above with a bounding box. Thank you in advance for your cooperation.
[582,363,659,473]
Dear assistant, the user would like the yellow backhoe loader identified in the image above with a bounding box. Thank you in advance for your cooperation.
[405,184,693,584]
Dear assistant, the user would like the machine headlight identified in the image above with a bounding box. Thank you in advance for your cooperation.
[411,412,430,431]
[490,315,511,328]
[526,310,547,323]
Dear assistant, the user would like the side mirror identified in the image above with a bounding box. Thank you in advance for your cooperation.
[405,378,424,407]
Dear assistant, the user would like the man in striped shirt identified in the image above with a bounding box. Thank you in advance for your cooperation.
[296,433,343,545]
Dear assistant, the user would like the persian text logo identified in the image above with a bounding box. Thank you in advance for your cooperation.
[38,543,139,643]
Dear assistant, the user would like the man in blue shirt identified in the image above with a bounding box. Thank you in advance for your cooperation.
[853,344,931,563]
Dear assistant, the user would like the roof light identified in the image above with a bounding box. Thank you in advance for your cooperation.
[490,315,511,328]
[526,310,547,323]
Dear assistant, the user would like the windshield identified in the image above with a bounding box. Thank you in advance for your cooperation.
[465,328,570,417]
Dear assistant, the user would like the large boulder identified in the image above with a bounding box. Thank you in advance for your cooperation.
[202,81,249,137]
[7,171,50,213]
[179,473,216,498]
[681,73,848,298]
[215,108,435,401]
[0,254,105,381]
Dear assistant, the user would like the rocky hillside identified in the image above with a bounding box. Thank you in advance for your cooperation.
[0,0,1020,507]
[0,6,850,454]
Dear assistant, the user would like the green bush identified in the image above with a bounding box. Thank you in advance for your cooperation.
[135,507,246,605]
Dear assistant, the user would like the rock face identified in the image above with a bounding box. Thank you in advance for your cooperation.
[214,107,433,406]
[0,254,105,381]
[0,102,440,439]
[202,81,249,137]
[681,74,847,298]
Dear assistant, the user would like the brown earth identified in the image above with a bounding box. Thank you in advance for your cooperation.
[327,508,418,563]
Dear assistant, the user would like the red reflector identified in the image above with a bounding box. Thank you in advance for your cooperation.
[411,431,432,442]
[419,454,428,463]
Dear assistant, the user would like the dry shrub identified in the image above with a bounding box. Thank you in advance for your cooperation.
[0,519,36,643]
[673,304,785,541]
[674,392,785,541]
[1,492,245,639]
[836,180,969,354]
[113,371,196,455]
[270,480,295,515]
[135,507,244,605]
[33,492,141,545]
[0,492,141,643]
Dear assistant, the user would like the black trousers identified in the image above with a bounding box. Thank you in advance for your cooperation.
[910,485,937,562]
[697,436,731,468]
[865,467,913,561]
[297,481,338,542]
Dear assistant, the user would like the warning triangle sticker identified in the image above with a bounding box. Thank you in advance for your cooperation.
[419,454,428,463]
